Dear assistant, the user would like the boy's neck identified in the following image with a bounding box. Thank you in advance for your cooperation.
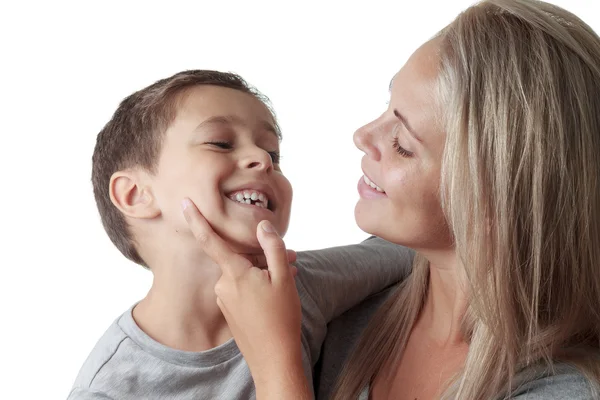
[132,250,232,352]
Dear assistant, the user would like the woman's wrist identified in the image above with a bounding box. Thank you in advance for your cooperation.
[254,357,311,400]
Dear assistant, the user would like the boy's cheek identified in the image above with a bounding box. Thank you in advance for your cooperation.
[174,196,217,231]
[273,176,293,238]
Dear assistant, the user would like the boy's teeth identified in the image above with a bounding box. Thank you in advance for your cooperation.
[363,175,385,193]
[229,190,270,208]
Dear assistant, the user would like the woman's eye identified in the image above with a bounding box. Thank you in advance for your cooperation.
[268,151,281,164]
[206,141,233,149]
[392,138,414,158]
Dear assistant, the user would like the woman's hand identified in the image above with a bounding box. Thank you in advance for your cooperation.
[181,198,311,400]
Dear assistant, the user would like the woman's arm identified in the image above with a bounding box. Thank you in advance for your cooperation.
[512,364,595,400]
[254,357,312,400]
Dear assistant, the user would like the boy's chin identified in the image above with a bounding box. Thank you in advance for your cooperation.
[210,219,288,255]
[227,237,263,255]
[216,229,263,255]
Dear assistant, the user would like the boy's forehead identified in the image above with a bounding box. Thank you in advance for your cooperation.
[176,85,277,130]
[193,115,279,140]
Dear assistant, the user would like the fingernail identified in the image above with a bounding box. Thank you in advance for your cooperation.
[261,220,276,234]
[181,198,192,211]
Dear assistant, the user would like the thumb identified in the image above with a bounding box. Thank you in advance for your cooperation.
[257,220,289,283]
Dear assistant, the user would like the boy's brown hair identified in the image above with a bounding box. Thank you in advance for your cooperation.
[91,70,279,267]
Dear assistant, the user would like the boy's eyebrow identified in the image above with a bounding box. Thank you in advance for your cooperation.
[194,115,280,139]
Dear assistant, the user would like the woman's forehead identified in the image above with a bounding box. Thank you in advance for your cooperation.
[389,39,444,142]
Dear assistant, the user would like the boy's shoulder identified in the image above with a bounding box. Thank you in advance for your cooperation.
[68,313,130,398]
[67,307,256,400]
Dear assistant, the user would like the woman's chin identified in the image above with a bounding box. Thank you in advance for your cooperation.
[354,204,379,236]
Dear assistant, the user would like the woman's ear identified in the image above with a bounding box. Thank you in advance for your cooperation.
[109,169,161,219]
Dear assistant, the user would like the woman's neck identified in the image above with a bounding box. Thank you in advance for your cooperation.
[419,251,469,346]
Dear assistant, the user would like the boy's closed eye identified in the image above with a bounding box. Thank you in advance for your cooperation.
[205,141,281,164]
[268,151,281,164]
[206,141,233,150]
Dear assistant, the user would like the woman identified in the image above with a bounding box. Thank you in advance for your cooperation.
[185,0,600,398]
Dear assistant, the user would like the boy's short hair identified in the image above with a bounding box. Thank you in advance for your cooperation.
[91,70,279,268]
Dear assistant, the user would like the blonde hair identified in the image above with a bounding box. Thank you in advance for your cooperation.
[333,1,600,398]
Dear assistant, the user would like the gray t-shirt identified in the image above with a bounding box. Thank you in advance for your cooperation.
[68,237,414,400]
[316,285,596,400]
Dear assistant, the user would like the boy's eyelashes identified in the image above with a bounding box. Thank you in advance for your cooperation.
[205,141,281,164]
[206,141,233,149]
[269,151,281,164]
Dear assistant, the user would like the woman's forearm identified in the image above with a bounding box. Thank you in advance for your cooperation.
[254,358,312,400]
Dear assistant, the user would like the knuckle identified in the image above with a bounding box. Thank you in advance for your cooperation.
[267,238,286,251]
[231,272,246,284]
[194,231,211,246]
[214,280,227,297]
[272,243,287,251]
[216,297,225,310]
[272,236,287,248]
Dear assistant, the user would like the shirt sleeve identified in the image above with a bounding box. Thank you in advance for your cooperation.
[295,236,413,369]
[68,388,115,400]
[295,236,413,323]
[512,367,595,399]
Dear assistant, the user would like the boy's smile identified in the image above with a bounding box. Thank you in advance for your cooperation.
[226,184,275,210]
[146,85,293,253]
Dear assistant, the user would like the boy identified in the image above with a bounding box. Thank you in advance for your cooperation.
[68,70,413,399]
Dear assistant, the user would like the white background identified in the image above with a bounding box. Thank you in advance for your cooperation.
[1,0,598,398]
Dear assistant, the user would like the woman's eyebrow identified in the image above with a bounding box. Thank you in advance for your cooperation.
[394,109,422,143]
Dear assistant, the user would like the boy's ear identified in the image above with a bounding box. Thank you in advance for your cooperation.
[109,169,161,219]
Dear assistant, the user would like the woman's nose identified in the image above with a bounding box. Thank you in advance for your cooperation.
[353,122,381,161]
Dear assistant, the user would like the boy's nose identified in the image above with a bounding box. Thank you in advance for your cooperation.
[353,123,381,161]
[243,149,273,173]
